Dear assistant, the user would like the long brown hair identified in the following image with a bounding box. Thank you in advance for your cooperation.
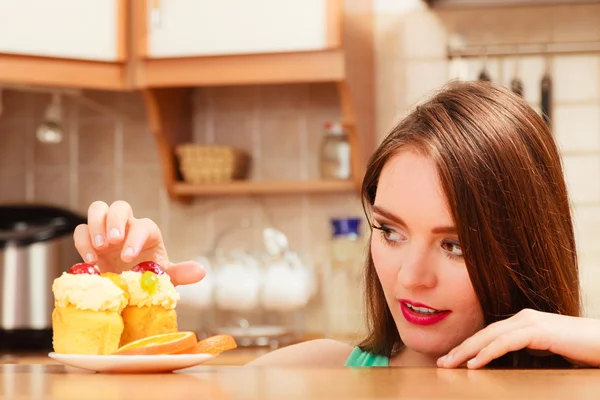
[359,81,580,367]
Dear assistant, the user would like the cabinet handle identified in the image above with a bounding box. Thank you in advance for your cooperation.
[151,0,161,27]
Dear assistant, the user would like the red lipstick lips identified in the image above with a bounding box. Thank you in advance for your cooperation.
[399,299,451,326]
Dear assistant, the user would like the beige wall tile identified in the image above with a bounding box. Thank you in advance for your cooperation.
[33,138,70,167]
[572,205,600,256]
[1,90,35,120]
[121,165,162,211]
[77,167,117,213]
[0,168,26,203]
[579,254,600,318]
[164,200,213,261]
[257,116,303,180]
[259,196,307,251]
[553,55,600,103]
[78,119,116,167]
[115,92,147,120]
[402,9,447,59]
[34,167,71,208]
[122,121,158,166]
[208,197,263,251]
[0,119,28,168]
[78,90,119,120]
[213,113,254,153]
[554,105,600,152]
[563,156,600,205]
[259,84,308,116]
[404,60,449,106]
[211,85,257,115]
[551,4,600,42]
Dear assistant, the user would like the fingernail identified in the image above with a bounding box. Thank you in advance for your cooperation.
[467,357,477,365]
[438,355,448,363]
[94,235,105,247]
[122,247,135,258]
[109,228,120,239]
[85,253,94,263]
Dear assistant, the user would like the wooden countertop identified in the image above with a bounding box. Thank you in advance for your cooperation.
[3,363,600,399]
[0,347,267,366]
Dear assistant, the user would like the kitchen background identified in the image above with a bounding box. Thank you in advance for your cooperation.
[1,0,600,350]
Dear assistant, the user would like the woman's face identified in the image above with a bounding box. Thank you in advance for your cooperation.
[371,149,484,358]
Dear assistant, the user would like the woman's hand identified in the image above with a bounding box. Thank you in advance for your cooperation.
[72,200,205,286]
[437,308,600,369]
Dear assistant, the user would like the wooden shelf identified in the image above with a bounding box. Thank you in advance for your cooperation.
[0,53,126,90]
[172,180,357,197]
[138,50,346,88]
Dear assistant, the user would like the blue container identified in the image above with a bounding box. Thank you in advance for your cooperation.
[331,217,361,238]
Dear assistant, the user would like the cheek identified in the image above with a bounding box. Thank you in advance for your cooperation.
[446,268,484,330]
[370,237,399,293]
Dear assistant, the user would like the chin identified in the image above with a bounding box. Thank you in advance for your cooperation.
[397,322,457,358]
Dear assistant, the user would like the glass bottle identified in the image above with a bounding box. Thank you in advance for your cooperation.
[319,122,351,180]
[325,217,366,341]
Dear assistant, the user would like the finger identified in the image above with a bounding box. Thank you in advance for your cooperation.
[166,261,206,286]
[467,327,539,369]
[106,200,133,244]
[87,201,109,250]
[438,318,523,368]
[120,218,163,262]
[73,224,96,264]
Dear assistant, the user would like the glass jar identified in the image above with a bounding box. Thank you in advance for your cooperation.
[319,122,351,180]
[325,217,367,340]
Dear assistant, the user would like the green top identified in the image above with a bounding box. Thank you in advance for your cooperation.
[344,347,389,367]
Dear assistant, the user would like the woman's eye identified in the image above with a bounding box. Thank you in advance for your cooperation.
[442,241,463,257]
[382,228,402,243]
[372,223,404,245]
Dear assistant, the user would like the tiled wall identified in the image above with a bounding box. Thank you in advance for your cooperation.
[3,0,600,338]
[374,0,600,317]
[0,85,364,335]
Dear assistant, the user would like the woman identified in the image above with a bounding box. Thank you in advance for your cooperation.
[74,81,600,369]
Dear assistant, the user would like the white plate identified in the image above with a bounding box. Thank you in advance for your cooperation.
[48,352,215,373]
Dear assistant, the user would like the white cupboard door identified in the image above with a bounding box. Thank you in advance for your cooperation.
[0,0,122,62]
[147,0,336,58]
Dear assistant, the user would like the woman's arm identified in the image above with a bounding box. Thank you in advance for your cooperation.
[437,309,600,369]
[246,339,353,367]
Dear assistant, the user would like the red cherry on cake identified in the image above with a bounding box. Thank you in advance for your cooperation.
[131,261,166,275]
[68,263,100,275]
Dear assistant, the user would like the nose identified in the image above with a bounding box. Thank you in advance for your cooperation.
[397,242,437,290]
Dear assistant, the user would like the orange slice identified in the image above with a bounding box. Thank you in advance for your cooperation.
[176,334,237,355]
[112,331,198,356]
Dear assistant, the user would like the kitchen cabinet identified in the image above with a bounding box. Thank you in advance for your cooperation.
[133,0,344,87]
[0,0,125,61]
[144,0,339,58]
[0,0,127,89]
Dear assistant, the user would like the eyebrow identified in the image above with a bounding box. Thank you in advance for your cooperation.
[372,205,457,235]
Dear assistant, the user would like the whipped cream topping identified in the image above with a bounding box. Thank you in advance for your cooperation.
[120,271,179,309]
[52,272,128,312]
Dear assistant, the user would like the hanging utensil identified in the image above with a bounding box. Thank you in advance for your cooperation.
[478,49,491,82]
[510,50,524,97]
[541,52,552,130]
[36,93,63,144]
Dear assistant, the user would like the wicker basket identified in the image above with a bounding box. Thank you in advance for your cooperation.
[175,144,251,184]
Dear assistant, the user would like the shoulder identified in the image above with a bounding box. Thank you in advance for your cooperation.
[246,339,354,367]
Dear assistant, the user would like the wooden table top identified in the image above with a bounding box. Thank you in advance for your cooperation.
[3,363,600,400]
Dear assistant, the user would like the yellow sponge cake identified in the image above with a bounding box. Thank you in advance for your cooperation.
[119,262,180,346]
[51,263,128,355]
